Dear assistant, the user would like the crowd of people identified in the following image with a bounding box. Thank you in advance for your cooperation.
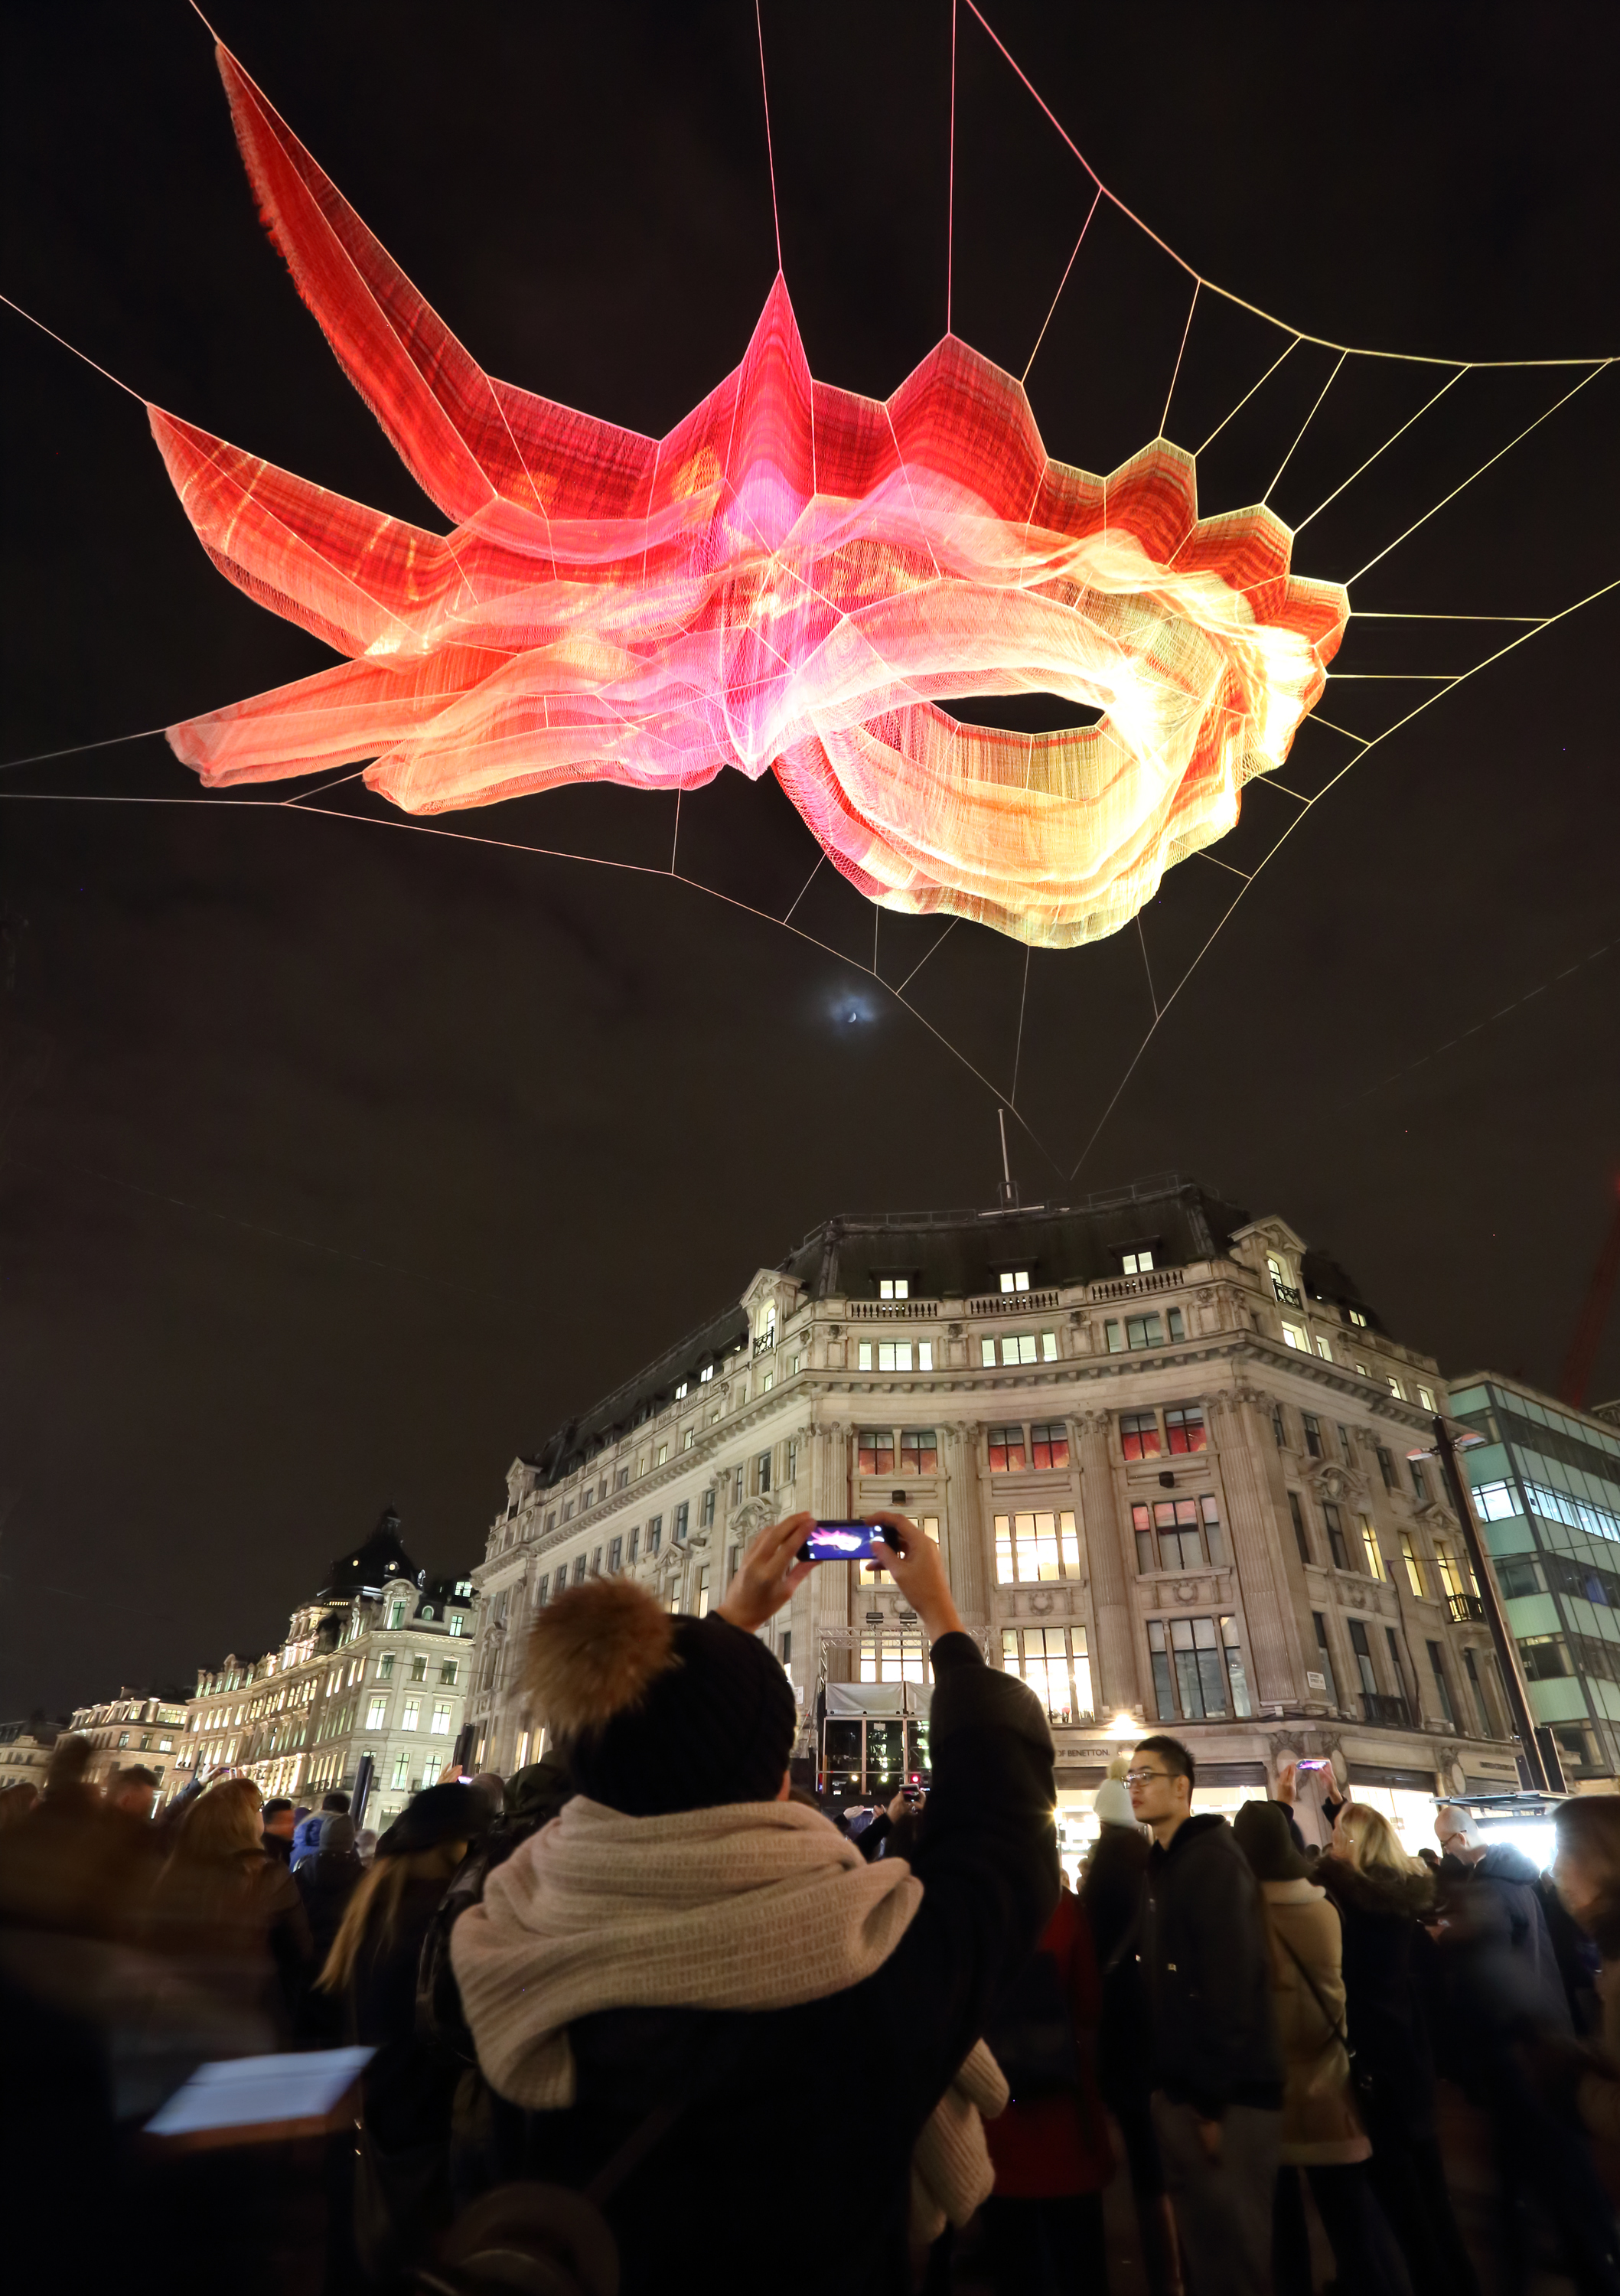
[4,1508,1620,2296]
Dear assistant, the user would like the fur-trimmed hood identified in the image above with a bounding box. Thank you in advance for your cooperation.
[1316,1854,1434,1923]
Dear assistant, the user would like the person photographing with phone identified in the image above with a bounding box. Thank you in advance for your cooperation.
[448,1509,1058,2295]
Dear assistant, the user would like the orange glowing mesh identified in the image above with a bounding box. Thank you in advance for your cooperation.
[153,44,1348,949]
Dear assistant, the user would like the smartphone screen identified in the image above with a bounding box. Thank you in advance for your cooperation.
[145,2047,375,2141]
[798,1521,885,1562]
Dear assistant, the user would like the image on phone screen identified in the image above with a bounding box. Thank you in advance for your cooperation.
[798,1521,883,1562]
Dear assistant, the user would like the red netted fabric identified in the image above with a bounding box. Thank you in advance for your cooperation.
[154,44,1348,948]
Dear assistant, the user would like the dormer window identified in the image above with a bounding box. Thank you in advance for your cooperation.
[1267,1252,1302,1308]
[878,1277,911,1300]
[699,1362,715,1383]
[1121,1249,1154,1274]
[999,1269,1031,1293]
[675,1380,689,1400]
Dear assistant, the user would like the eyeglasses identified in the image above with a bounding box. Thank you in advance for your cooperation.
[1123,1768,1170,1787]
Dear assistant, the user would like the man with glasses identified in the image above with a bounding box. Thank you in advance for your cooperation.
[1128,1736,1282,2296]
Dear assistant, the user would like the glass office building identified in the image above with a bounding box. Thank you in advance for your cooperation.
[1451,1373,1620,1782]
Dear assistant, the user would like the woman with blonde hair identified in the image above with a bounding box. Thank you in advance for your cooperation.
[318,1783,473,2283]
[146,1775,312,2040]
[1318,1801,1476,2296]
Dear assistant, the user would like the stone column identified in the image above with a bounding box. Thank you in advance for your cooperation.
[942,1420,991,1639]
[1211,1384,1309,1704]
[1076,1408,1141,1718]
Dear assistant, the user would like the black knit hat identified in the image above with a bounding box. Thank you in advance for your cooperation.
[1233,1796,1311,1883]
[526,1580,797,1818]
[375,1781,481,1858]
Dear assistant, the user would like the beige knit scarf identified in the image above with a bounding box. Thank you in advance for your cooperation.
[451,1794,1006,2238]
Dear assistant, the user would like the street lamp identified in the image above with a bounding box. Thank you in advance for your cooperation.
[1409,1415,1557,1793]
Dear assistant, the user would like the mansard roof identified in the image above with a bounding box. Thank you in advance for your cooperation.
[523,1172,1384,1488]
[318,1506,424,1600]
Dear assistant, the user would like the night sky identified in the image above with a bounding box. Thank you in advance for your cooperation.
[2,2,1615,1719]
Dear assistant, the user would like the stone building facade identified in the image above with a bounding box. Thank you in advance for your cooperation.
[0,1718,60,1795]
[464,1178,1521,1849]
[172,1511,474,1834]
[67,1691,191,1793]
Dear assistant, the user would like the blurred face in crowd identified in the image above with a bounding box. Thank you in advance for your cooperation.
[1128,1748,1191,1841]
[262,1805,296,1840]
[1435,1811,1482,1865]
[109,1780,156,1822]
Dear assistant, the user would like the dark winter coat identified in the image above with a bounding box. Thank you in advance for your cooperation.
[1080,1821,1150,2109]
[983,1887,1113,2197]
[1315,1854,1438,2138]
[1141,1812,1283,2119]
[473,1633,1058,2296]
[1471,1842,1572,2030]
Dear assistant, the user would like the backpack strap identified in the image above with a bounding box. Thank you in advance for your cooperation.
[1273,1926,1353,2057]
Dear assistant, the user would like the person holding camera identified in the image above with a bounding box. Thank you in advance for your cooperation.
[449,1510,1058,2295]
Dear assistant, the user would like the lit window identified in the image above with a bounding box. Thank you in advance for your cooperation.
[900,1429,939,1473]
[402,1700,420,1730]
[878,1278,910,1300]
[993,1511,1081,1583]
[675,1381,689,1400]
[1348,1308,1368,1328]
[762,1372,774,1391]
[859,1430,896,1474]
[1120,1411,1161,1460]
[449,1614,465,1637]
[862,1339,921,1371]
[1122,1250,1154,1274]
[683,1428,695,1451]
[1417,1385,1436,1411]
[694,1567,711,1619]
[1315,1336,1333,1361]
[387,1599,406,1630]
[699,1363,715,1384]
[1030,1421,1069,1470]
[366,1696,388,1729]
[1002,1624,1091,1720]
[1400,1534,1426,1599]
[1282,1322,1309,1351]
[999,1270,1031,1293]
[429,1702,451,1736]
[1360,1518,1385,1580]
[1001,1332,1039,1366]
[1164,1406,1206,1455]
[980,1338,996,1367]
[1387,1376,1403,1399]
[391,1753,410,1790]
[657,1444,668,1466]
[987,1425,1026,1473]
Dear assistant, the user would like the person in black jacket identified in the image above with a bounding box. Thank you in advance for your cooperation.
[448,1511,1058,2296]
[1129,1737,1283,2296]
[319,1784,472,2283]
[1082,1777,1178,2296]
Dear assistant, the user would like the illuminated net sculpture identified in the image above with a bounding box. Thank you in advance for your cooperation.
[154,45,1349,950]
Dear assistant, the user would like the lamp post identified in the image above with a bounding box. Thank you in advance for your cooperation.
[1413,1414,1553,1794]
